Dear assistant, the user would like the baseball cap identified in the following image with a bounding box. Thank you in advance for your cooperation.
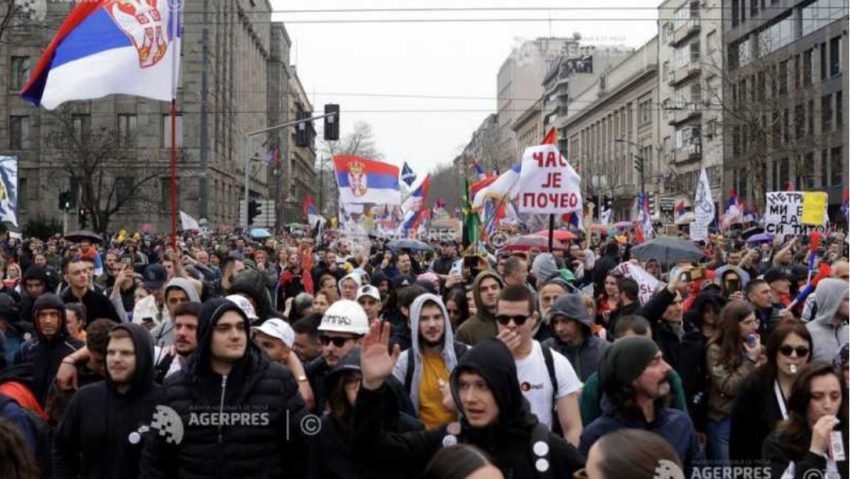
[356,285,381,302]
[318,299,369,335]
[253,318,295,348]
[225,294,259,321]
[143,264,167,290]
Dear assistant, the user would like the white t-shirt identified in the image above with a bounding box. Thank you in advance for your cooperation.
[514,340,582,429]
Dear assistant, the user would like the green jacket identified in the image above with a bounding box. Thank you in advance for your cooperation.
[580,369,689,426]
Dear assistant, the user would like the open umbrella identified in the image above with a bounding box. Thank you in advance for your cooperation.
[745,233,774,244]
[249,228,271,239]
[630,235,706,265]
[387,239,434,252]
[532,229,576,242]
[64,230,103,244]
[501,234,566,252]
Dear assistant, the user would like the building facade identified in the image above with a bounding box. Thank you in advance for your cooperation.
[456,113,499,180]
[723,0,848,213]
[0,0,313,233]
[513,98,543,155]
[283,67,317,224]
[658,0,726,222]
[564,37,661,219]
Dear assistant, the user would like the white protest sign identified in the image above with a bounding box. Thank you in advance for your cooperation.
[693,167,715,226]
[180,211,200,231]
[517,144,582,214]
[614,262,663,305]
[690,222,708,242]
[765,191,828,238]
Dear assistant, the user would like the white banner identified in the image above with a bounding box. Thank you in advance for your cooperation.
[0,157,19,230]
[517,144,582,214]
[765,191,828,238]
[693,167,715,226]
[180,210,199,231]
[614,261,663,304]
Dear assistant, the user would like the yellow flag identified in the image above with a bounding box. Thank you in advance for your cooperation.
[801,192,828,225]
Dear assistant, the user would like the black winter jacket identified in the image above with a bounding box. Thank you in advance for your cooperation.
[352,339,585,478]
[729,371,785,462]
[763,428,849,479]
[53,323,162,479]
[140,298,309,479]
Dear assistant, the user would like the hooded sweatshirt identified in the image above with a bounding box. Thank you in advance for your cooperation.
[807,278,849,362]
[53,323,160,479]
[541,294,610,381]
[13,294,83,406]
[229,269,277,322]
[149,278,202,347]
[392,294,466,422]
[353,338,585,478]
[140,298,309,479]
[455,271,505,346]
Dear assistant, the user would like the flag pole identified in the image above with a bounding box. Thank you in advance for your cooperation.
[548,214,555,251]
[169,0,182,252]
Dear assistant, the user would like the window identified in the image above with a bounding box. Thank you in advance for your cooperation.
[795,104,804,139]
[663,61,670,82]
[675,44,690,68]
[837,91,844,128]
[830,36,841,77]
[821,42,827,80]
[805,153,816,188]
[803,0,850,37]
[830,147,843,186]
[116,177,134,203]
[10,56,30,90]
[821,149,829,186]
[733,126,741,155]
[689,82,702,104]
[732,0,740,25]
[72,114,91,142]
[117,114,137,147]
[783,108,790,143]
[778,157,790,189]
[9,115,28,149]
[639,99,652,126]
[808,100,815,135]
[17,178,26,211]
[794,54,801,90]
[737,38,751,67]
[757,71,766,101]
[758,15,794,56]
[162,114,183,148]
[707,31,717,53]
[803,49,813,86]
[779,61,788,94]
[822,94,833,132]
[751,0,759,16]
[161,177,181,206]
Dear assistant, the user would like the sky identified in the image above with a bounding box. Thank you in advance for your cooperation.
[270,1,661,176]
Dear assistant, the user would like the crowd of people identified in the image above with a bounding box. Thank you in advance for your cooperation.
[0,227,847,479]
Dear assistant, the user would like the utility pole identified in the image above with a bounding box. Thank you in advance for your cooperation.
[199,0,209,220]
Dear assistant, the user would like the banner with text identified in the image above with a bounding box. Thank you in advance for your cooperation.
[765,191,828,237]
[517,144,582,214]
[614,261,663,304]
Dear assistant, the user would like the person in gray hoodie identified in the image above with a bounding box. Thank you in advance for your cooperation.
[806,278,848,362]
[542,293,610,381]
[149,278,201,347]
[392,293,468,429]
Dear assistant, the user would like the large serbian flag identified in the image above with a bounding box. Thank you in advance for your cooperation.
[333,156,401,206]
[21,0,183,109]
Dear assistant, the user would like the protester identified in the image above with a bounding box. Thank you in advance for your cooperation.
[152,302,200,383]
[443,287,471,330]
[581,429,683,479]
[292,314,323,362]
[542,293,610,382]
[421,445,504,479]
[356,285,383,322]
[148,278,200,347]
[806,278,849,362]
[455,271,504,345]
[60,257,119,323]
[0,419,39,479]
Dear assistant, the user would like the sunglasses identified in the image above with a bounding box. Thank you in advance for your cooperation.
[779,345,810,358]
[319,335,354,348]
[495,314,529,326]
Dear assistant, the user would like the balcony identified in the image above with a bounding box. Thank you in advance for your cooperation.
[669,18,701,47]
[675,142,702,164]
[668,102,702,126]
[668,60,701,87]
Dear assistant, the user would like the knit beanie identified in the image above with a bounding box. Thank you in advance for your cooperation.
[531,253,559,284]
[600,336,660,398]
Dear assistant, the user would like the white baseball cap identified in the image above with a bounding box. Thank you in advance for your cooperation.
[356,285,381,302]
[318,299,369,335]
[225,294,259,321]
[252,318,295,348]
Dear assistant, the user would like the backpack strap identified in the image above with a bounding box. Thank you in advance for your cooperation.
[404,351,414,394]
[541,346,558,404]
[530,422,554,479]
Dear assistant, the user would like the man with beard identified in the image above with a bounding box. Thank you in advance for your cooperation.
[392,294,468,429]
[579,336,703,473]
[431,240,458,281]
[152,302,201,383]
[53,323,160,479]
[455,271,504,346]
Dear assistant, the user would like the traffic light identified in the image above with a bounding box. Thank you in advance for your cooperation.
[633,155,645,177]
[247,199,261,226]
[324,104,339,141]
[295,111,313,148]
[58,191,72,211]
[79,208,88,229]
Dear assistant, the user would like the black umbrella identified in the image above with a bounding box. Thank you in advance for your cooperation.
[386,239,434,252]
[631,236,706,265]
[65,230,103,244]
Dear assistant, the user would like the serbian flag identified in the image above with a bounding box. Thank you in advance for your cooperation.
[333,156,401,205]
[542,127,557,145]
[21,0,183,109]
[674,201,687,222]
[470,160,486,181]
[401,175,431,214]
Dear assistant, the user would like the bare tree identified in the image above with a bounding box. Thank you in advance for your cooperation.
[0,0,24,43]
[427,163,461,212]
[49,112,167,233]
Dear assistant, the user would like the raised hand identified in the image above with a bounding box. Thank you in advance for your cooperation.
[361,320,400,390]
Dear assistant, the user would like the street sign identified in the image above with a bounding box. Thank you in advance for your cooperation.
[660,199,676,212]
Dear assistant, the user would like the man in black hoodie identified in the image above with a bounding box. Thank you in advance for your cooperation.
[353,320,585,478]
[13,294,83,407]
[140,298,309,478]
[53,323,160,479]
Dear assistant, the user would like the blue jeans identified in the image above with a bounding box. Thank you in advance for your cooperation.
[707,417,731,464]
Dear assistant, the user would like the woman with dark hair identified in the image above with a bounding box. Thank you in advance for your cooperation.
[705,300,764,462]
[319,274,340,304]
[595,273,621,328]
[763,362,848,479]
[730,320,813,461]
[0,419,39,479]
[444,287,470,330]
[422,445,504,479]
[684,292,726,341]
[579,428,682,479]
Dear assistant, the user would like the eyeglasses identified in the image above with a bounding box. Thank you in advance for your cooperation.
[495,315,529,326]
[319,335,354,348]
[779,345,810,358]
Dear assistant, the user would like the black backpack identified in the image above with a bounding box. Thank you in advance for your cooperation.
[0,393,52,477]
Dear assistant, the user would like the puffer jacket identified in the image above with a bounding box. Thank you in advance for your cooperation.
[140,298,309,479]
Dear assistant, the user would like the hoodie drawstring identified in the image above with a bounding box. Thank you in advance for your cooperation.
[218,374,227,444]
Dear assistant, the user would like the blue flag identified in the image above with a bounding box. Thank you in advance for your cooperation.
[401,162,417,187]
